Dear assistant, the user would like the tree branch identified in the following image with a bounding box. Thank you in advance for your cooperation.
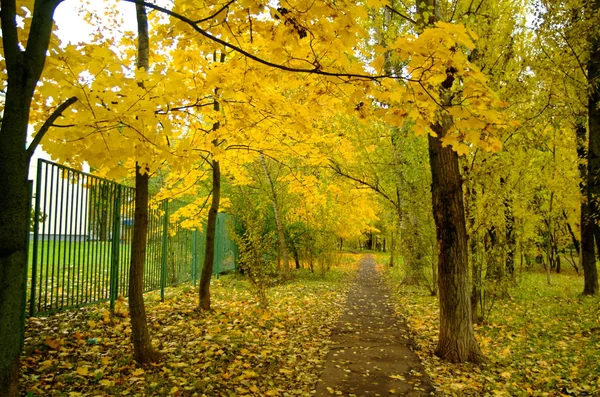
[121,0,404,82]
[27,96,78,159]
[195,0,236,23]
[385,5,417,25]
[329,161,399,210]
[0,0,21,76]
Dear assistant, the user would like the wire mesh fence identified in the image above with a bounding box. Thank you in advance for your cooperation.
[28,159,237,316]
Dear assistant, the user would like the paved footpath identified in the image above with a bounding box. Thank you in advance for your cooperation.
[315,255,435,396]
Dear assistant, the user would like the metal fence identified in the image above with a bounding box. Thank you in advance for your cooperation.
[28,159,237,316]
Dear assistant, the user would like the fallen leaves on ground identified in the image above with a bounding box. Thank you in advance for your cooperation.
[378,254,600,397]
[21,263,357,396]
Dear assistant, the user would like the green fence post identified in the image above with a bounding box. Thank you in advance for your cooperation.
[160,201,169,302]
[109,185,122,312]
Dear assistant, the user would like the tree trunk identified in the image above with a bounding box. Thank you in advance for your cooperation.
[199,160,221,310]
[129,165,161,363]
[414,0,483,362]
[259,154,290,274]
[292,244,301,269]
[545,193,554,285]
[389,229,396,267]
[467,188,482,324]
[428,131,484,362]
[127,2,160,364]
[575,120,595,290]
[585,0,600,295]
[504,189,516,277]
[0,1,63,394]
[0,96,30,397]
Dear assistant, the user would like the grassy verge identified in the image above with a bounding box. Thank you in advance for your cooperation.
[20,258,358,397]
[377,255,600,397]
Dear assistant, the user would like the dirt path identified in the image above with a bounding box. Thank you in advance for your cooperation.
[315,255,435,396]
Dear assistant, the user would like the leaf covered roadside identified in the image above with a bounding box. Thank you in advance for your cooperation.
[379,256,600,397]
[20,260,357,396]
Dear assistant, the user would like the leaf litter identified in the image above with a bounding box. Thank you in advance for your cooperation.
[21,262,357,396]
[380,256,600,397]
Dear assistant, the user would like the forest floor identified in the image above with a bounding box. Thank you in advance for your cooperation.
[376,252,600,397]
[314,255,435,396]
[20,255,358,396]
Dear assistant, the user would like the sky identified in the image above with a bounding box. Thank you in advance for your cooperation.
[53,0,137,44]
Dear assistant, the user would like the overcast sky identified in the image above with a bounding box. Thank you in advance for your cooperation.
[53,0,137,44]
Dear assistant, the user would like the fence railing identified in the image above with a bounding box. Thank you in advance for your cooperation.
[28,159,237,316]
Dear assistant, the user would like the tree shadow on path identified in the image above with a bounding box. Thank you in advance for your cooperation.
[315,255,435,396]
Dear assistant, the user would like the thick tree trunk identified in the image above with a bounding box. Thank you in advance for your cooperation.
[415,0,483,362]
[575,120,597,293]
[129,166,161,363]
[0,97,30,397]
[582,204,598,294]
[428,133,484,362]
[585,0,600,295]
[0,1,63,395]
[259,154,290,273]
[199,160,221,310]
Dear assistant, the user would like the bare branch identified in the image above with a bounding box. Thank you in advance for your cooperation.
[195,0,236,23]
[385,5,417,25]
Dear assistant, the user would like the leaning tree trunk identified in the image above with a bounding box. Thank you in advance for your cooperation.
[585,0,600,295]
[127,3,161,364]
[0,1,63,395]
[198,51,225,311]
[129,165,161,363]
[199,159,221,310]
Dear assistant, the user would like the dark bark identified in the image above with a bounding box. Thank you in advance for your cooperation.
[0,1,63,395]
[127,2,160,364]
[428,132,484,362]
[292,244,301,269]
[585,0,600,295]
[199,159,221,310]
[504,190,516,276]
[389,229,396,267]
[576,119,594,285]
[416,0,483,362]
[129,166,161,363]
[466,188,482,324]
[199,52,225,310]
